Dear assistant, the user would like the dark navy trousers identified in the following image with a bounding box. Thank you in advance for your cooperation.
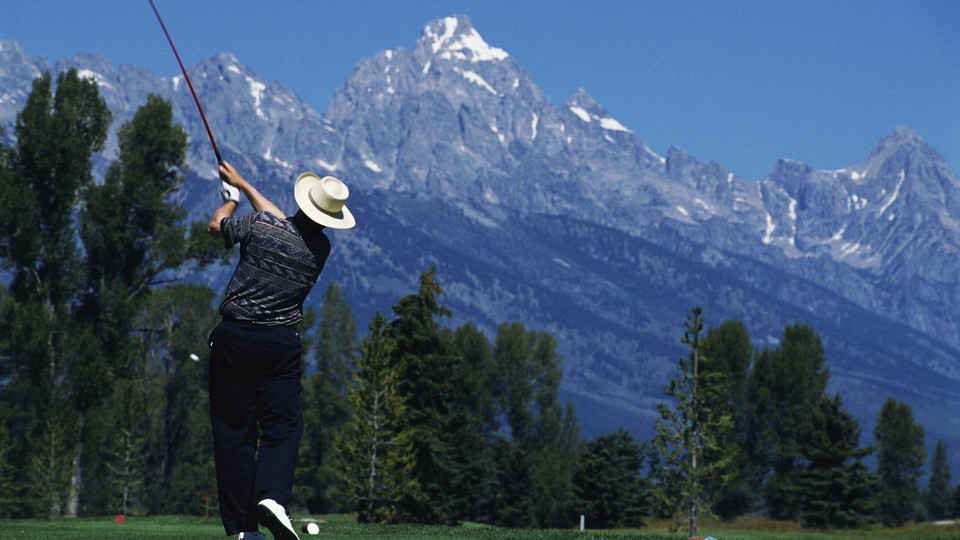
[208,321,304,536]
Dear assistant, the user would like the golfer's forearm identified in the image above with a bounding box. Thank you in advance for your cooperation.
[207,201,236,236]
[219,161,283,217]
[240,183,286,218]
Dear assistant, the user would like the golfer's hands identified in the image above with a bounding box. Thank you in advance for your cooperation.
[209,162,244,236]
[220,181,240,203]
[219,161,247,188]
[217,161,286,219]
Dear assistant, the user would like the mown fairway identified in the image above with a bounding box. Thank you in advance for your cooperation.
[0,516,675,540]
[2,515,960,540]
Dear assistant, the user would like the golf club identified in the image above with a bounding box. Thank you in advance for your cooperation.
[148,0,223,166]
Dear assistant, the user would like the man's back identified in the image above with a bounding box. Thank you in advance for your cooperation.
[219,211,331,326]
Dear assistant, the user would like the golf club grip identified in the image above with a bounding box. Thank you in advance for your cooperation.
[148,0,223,166]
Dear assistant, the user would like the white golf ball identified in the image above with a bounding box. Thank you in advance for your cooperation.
[189,354,200,361]
[306,522,320,535]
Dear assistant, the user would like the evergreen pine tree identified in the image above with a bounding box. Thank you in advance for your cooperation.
[651,307,735,536]
[447,323,499,523]
[29,414,73,517]
[102,380,148,516]
[0,288,16,516]
[927,440,952,520]
[334,312,416,523]
[489,436,537,527]
[798,394,875,529]
[0,416,16,516]
[388,268,504,524]
[529,335,580,527]
[573,429,649,528]
[952,485,960,520]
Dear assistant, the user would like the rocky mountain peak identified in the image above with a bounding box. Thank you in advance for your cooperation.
[415,15,508,66]
[566,87,600,113]
[864,126,946,172]
[880,125,925,148]
[0,40,30,66]
[194,52,246,79]
[0,40,43,82]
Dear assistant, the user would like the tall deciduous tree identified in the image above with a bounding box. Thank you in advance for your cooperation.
[492,321,580,528]
[0,75,217,517]
[298,282,358,513]
[755,323,829,520]
[451,323,498,441]
[701,320,753,519]
[0,70,110,517]
[73,93,215,517]
[875,397,926,526]
[529,356,579,527]
[132,284,218,515]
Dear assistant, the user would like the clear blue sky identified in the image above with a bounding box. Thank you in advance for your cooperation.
[3,0,958,180]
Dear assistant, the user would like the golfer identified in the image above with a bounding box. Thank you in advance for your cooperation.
[206,162,355,539]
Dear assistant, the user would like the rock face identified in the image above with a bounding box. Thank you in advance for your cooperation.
[2,15,959,455]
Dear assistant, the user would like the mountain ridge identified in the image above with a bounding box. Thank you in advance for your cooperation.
[1,16,959,460]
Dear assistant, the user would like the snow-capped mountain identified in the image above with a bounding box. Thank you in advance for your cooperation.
[2,15,959,458]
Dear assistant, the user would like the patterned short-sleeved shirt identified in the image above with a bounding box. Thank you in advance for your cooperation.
[219,211,331,326]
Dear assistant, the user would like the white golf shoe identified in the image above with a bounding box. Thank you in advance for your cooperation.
[257,499,300,540]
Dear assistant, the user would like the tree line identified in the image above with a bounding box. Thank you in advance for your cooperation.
[0,71,956,530]
[647,307,949,533]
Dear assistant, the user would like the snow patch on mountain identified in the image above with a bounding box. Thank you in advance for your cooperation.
[569,106,590,123]
[426,16,508,63]
[246,76,266,119]
[76,69,112,89]
[568,104,632,133]
[458,68,498,94]
[762,213,775,244]
[263,148,293,169]
[878,170,905,216]
[599,117,630,132]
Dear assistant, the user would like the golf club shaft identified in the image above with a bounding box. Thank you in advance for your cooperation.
[148,0,223,166]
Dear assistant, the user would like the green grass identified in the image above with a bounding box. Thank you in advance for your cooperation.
[0,515,677,540]
[1,515,960,540]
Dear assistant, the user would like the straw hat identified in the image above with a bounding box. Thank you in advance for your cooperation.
[294,172,355,229]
